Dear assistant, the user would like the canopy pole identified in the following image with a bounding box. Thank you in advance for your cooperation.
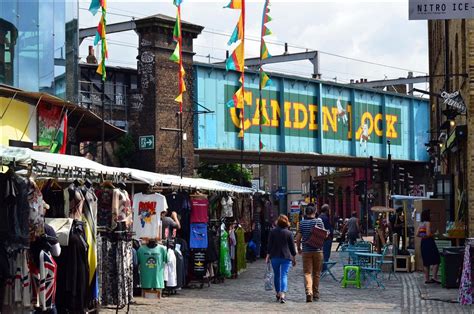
[20,95,44,141]
[0,91,18,119]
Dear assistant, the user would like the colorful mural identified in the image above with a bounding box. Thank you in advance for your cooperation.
[194,63,430,162]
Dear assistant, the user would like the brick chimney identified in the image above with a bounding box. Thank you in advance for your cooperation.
[86,45,97,64]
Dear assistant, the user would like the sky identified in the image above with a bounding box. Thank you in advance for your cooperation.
[78,0,429,87]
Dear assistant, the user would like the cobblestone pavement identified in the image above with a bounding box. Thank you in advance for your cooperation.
[102,249,473,313]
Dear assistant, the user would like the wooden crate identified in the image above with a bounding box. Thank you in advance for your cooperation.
[142,289,161,299]
[395,255,411,272]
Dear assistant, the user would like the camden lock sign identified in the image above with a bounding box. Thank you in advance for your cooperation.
[224,86,402,145]
[441,90,466,114]
[409,0,474,20]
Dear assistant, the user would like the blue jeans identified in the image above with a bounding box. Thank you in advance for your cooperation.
[322,239,332,271]
[271,257,292,293]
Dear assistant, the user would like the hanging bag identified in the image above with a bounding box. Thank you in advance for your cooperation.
[264,262,273,291]
[305,222,328,249]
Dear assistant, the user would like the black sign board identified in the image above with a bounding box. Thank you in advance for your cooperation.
[441,91,466,115]
[9,140,33,149]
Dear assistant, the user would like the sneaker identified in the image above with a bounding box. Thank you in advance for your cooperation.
[306,294,313,303]
[280,298,286,304]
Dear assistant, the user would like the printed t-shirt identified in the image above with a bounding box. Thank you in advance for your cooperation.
[137,244,168,289]
[133,193,168,239]
[190,198,208,223]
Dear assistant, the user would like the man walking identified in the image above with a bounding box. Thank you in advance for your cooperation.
[319,204,333,271]
[295,205,325,302]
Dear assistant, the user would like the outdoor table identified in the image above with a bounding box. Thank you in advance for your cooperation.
[354,252,383,267]
[346,247,371,264]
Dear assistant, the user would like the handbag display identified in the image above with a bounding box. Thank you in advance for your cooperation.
[45,218,73,246]
[305,224,328,249]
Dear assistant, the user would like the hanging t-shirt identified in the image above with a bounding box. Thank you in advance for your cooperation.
[190,198,208,223]
[137,244,168,289]
[220,196,234,218]
[164,249,177,288]
[112,188,132,230]
[133,193,168,239]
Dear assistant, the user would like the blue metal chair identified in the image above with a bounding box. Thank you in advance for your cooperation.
[321,261,338,281]
[376,245,398,280]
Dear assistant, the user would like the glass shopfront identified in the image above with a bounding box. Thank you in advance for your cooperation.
[0,0,78,100]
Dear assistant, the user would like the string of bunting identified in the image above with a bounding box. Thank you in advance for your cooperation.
[258,0,273,151]
[225,0,246,138]
[89,0,108,81]
[170,0,186,112]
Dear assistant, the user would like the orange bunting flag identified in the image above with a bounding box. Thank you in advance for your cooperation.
[225,0,246,139]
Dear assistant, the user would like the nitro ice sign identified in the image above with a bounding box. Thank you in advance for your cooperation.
[409,0,474,20]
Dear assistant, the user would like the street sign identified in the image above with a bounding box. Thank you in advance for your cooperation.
[251,180,260,190]
[139,135,154,150]
[409,0,474,20]
[275,188,287,200]
[441,90,466,115]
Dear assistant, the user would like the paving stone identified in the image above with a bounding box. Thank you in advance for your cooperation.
[101,250,473,313]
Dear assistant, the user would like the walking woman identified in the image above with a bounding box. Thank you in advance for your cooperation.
[417,209,440,284]
[265,215,297,303]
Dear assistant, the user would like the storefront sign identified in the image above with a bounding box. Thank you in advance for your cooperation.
[441,90,466,114]
[409,0,474,20]
[225,86,402,145]
[139,135,154,150]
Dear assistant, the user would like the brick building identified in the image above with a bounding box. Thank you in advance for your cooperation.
[428,19,472,234]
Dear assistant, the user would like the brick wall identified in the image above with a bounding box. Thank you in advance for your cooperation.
[132,15,203,176]
[428,19,473,235]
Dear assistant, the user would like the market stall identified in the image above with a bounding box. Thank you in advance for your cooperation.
[0,145,267,312]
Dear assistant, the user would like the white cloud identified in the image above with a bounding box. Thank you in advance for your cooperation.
[79,0,428,83]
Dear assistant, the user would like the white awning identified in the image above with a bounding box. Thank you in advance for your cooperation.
[0,145,256,193]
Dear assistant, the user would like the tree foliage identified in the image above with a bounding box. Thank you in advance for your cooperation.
[197,162,252,187]
[115,134,136,167]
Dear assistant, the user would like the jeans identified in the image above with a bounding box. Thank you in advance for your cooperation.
[302,251,323,298]
[322,239,332,271]
[271,257,292,293]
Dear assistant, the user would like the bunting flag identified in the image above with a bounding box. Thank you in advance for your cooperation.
[170,1,185,112]
[260,71,272,89]
[91,0,108,81]
[225,0,242,9]
[228,14,244,45]
[258,0,273,151]
[88,0,101,15]
[225,0,245,138]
